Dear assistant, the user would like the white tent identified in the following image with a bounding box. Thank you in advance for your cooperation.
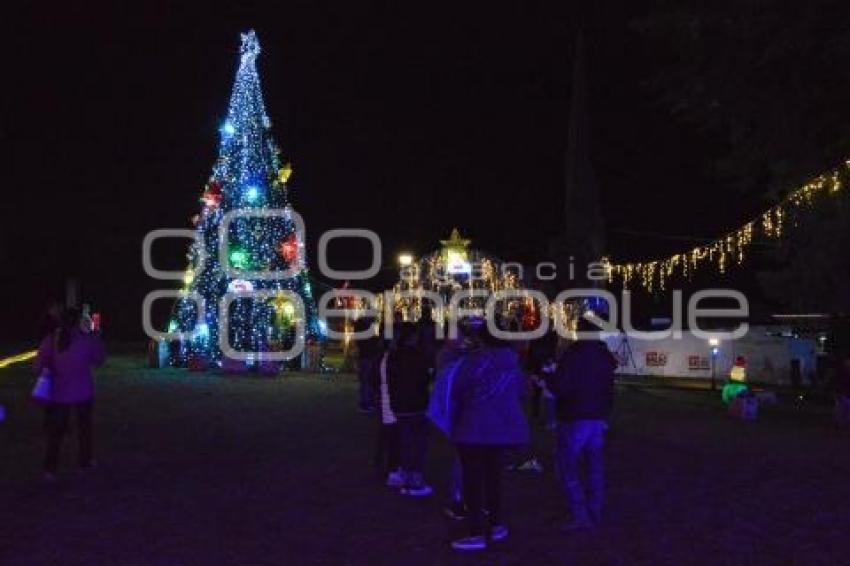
[603,326,817,386]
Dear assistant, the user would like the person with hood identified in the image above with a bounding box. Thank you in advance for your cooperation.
[545,315,616,530]
[34,307,106,480]
[443,319,530,552]
[355,317,383,413]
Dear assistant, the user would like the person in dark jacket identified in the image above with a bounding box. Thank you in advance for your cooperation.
[446,321,530,551]
[428,323,478,520]
[37,300,63,341]
[527,328,559,426]
[386,322,433,496]
[356,317,383,412]
[545,316,616,530]
[416,306,440,375]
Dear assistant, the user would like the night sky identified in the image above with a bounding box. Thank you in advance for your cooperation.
[0,2,822,340]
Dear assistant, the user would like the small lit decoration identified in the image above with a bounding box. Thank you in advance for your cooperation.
[220,121,236,137]
[271,296,296,317]
[730,364,746,382]
[270,296,298,328]
[441,228,472,274]
[279,235,298,263]
[278,162,293,184]
[201,180,223,208]
[245,185,260,201]
[336,281,359,310]
[521,297,540,331]
[440,228,471,255]
[229,248,250,270]
[196,323,210,339]
[606,160,850,291]
[446,249,471,274]
[227,279,254,293]
[722,356,749,405]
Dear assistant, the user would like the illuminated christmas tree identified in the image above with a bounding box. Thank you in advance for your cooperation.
[171,30,321,366]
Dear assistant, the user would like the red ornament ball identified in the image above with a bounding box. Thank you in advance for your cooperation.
[279,236,298,263]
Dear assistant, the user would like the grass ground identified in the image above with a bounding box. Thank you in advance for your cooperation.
[1,354,849,565]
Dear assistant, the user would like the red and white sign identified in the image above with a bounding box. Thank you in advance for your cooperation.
[688,355,710,370]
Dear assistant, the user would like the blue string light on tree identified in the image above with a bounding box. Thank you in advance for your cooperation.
[170,30,323,368]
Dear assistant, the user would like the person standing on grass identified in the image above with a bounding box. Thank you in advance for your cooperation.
[376,332,402,487]
[545,315,616,531]
[386,322,433,496]
[528,327,558,425]
[34,307,106,481]
[834,354,850,428]
[427,321,476,521]
[416,306,439,377]
[447,320,529,552]
[356,317,383,413]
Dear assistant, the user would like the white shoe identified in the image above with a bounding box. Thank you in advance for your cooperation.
[401,484,433,497]
[451,535,487,551]
[385,470,404,487]
[490,525,509,541]
[517,458,544,473]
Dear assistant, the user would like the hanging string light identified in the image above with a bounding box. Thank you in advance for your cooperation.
[605,160,850,291]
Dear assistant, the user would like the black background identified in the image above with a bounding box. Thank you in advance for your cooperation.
[0,1,837,340]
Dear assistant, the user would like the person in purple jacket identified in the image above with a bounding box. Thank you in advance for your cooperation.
[34,307,106,480]
[446,321,530,552]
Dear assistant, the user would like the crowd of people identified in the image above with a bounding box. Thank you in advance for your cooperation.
[20,299,850,554]
[356,310,617,552]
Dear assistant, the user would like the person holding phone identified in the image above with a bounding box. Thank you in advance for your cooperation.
[34,307,106,481]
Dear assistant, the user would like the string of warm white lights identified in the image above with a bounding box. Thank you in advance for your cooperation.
[604,160,848,291]
[0,350,37,369]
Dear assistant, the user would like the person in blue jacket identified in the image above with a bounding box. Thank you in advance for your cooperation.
[445,320,529,552]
